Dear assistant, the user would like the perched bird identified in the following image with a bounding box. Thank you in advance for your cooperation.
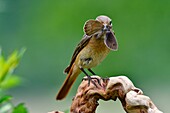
[56,15,118,100]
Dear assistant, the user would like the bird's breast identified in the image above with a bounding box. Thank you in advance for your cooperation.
[77,36,110,68]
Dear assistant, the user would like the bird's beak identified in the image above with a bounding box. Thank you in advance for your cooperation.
[103,24,109,31]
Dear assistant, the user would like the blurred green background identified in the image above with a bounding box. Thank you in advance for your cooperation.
[0,0,169,112]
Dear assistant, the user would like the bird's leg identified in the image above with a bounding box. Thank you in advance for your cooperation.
[88,68,101,86]
[80,68,98,87]
[101,76,110,83]
[88,68,96,75]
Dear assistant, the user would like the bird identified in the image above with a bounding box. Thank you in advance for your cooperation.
[56,15,118,100]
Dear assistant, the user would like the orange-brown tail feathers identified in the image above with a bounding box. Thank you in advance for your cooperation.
[56,63,81,100]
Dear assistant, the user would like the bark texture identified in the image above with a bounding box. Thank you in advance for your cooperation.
[51,75,163,113]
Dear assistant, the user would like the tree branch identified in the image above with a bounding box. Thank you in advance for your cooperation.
[51,75,163,113]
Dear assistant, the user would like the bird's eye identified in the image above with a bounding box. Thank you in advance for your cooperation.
[109,21,112,25]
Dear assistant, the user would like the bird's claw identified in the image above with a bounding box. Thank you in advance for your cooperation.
[101,76,110,82]
[82,76,101,87]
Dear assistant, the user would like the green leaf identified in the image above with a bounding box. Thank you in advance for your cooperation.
[0,102,13,113]
[0,48,26,84]
[0,49,5,82]
[17,48,26,59]
[0,95,12,104]
[0,48,5,73]
[0,75,21,89]
[12,103,28,113]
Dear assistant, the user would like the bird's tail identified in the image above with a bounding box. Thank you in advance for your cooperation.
[56,63,81,100]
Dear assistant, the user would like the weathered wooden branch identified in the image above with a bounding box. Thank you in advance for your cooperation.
[50,75,163,113]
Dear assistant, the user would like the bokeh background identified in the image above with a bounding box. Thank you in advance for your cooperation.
[0,0,169,112]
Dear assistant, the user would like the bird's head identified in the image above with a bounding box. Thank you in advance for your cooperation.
[84,15,113,36]
[96,15,112,32]
[84,15,118,51]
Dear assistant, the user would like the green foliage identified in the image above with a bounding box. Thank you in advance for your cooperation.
[0,48,25,85]
[12,103,27,113]
[0,95,13,113]
[0,95,12,104]
[0,48,28,113]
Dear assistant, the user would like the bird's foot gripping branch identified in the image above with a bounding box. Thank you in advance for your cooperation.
[52,75,163,113]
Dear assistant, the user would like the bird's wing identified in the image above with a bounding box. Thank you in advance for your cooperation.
[64,35,92,74]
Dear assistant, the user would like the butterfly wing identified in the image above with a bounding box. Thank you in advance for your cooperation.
[104,31,118,51]
[84,20,103,36]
